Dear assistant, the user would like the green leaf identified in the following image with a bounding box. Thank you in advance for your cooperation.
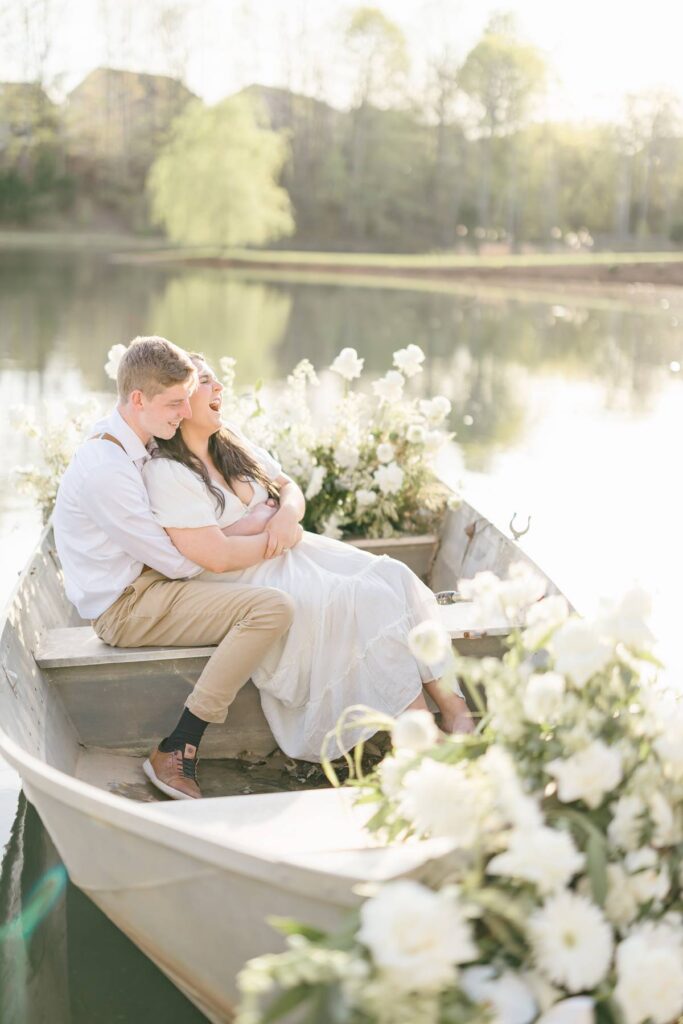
[586,830,608,906]
[268,917,327,942]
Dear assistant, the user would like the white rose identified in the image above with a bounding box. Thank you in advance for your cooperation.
[357,881,477,991]
[393,344,425,378]
[391,710,439,753]
[487,826,585,894]
[523,672,566,723]
[330,347,364,381]
[614,923,683,1024]
[547,740,623,809]
[399,759,493,844]
[408,620,450,665]
[104,343,127,381]
[528,891,613,993]
[304,465,326,500]
[550,619,613,688]
[406,424,426,444]
[523,595,570,649]
[373,461,404,495]
[372,371,404,404]
[419,395,451,425]
[334,441,360,470]
[461,966,537,1024]
[595,586,655,649]
[376,442,395,463]
[355,489,377,509]
[537,998,595,1024]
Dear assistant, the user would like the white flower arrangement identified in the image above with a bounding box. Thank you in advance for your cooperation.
[222,345,457,539]
[237,570,683,1024]
[11,399,101,522]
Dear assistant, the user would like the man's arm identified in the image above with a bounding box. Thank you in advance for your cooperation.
[87,462,202,579]
[264,475,306,558]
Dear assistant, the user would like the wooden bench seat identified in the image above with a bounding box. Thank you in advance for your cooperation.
[34,603,516,672]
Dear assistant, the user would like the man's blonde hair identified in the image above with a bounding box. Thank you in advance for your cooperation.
[117,336,196,400]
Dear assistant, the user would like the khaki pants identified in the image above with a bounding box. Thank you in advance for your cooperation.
[93,570,294,723]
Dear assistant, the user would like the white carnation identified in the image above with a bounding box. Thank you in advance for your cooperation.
[408,620,450,665]
[355,488,377,509]
[550,619,613,687]
[488,826,585,894]
[523,672,566,723]
[624,847,670,904]
[334,441,360,470]
[461,966,537,1024]
[529,891,613,992]
[547,740,623,809]
[376,442,395,463]
[330,347,364,381]
[373,461,404,495]
[604,863,639,930]
[391,710,439,753]
[393,344,425,378]
[614,923,683,1024]
[399,759,492,844]
[104,343,127,381]
[372,371,404,404]
[479,746,543,830]
[304,465,326,500]
[608,794,646,851]
[357,881,477,992]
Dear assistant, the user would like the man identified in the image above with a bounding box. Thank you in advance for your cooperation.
[54,336,294,800]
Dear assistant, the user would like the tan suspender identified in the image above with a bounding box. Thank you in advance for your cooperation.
[89,431,126,451]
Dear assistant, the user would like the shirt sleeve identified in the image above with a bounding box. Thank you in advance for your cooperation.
[86,459,202,579]
[143,458,219,528]
[225,421,283,481]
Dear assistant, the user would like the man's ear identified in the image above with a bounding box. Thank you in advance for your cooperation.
[129,389,144,411]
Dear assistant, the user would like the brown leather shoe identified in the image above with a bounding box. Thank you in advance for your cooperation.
[143,743,202,800]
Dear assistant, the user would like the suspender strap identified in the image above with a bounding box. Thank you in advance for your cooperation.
[89,432,126,451]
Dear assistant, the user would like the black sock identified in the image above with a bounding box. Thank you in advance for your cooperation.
[159,708,209,754]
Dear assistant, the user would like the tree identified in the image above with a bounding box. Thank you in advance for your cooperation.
[147,93,295,247]
[458,13,546,244]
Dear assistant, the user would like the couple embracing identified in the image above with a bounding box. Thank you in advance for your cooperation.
[54,336,473,801]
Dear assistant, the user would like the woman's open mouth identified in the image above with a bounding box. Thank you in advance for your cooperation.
[209,399,222,412]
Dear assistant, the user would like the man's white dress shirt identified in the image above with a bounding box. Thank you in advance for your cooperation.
[53,408,201,620]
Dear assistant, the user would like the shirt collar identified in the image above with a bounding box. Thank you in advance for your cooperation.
[94,408,152,464]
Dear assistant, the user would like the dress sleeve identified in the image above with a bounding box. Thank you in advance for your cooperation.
[142,458,219,528]
[225,421,283,481]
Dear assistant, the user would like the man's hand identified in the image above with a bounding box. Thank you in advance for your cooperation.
[264,507,304,558]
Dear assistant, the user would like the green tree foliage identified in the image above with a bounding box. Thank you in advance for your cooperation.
[147,94,294,247]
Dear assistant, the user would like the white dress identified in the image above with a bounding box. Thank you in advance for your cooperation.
[142,427,451,762]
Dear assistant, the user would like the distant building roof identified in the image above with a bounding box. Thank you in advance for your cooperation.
[68,67,195,101]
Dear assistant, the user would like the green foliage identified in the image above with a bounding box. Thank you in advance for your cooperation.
[147,94,295,247]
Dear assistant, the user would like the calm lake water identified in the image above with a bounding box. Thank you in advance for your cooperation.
[1,246,682,1020]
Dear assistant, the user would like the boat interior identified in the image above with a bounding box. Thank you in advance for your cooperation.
[1,504,560,805]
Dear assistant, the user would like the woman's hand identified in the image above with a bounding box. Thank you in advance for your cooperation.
[264,507,304,558]
[222,499,278,537]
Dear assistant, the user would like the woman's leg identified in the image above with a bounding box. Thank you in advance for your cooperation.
[423,680,475,734]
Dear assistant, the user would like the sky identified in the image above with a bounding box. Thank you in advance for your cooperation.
[2,0,683,123]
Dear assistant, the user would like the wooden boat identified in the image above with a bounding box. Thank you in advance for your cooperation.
[0,500,566,1023]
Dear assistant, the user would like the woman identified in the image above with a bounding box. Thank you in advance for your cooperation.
[142,355,473,762]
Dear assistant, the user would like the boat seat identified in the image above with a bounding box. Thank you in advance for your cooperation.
[32,605,515,757]
[34,602,515,672]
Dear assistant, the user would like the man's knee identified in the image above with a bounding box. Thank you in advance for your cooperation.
[251,587,295,630]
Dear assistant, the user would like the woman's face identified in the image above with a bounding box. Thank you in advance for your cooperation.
[187,358,224,434]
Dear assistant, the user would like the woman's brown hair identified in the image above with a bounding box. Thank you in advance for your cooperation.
[153,354,278,515]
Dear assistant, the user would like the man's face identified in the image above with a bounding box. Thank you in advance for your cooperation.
[135,378,196,440]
